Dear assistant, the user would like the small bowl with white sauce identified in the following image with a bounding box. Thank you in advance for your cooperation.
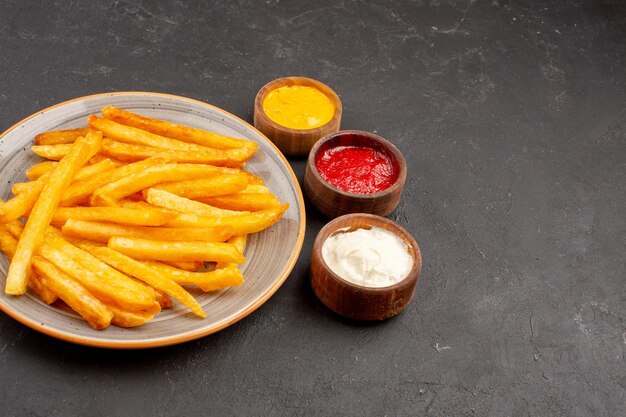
[310,213,422,320]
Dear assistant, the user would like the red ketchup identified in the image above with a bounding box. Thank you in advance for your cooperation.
[315,145,397,194]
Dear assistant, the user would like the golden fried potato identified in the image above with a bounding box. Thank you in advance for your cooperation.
[31,144,73,160]
[101,106,256,150]
[101,139,253,167]
[193,193,280,212]
[31,256,113,330]
[78,242,206,318]
[52,207,176,227]
[108,236,244,264]
[146,188,245,217]
[62,218,232,243]
[165,203,288,235]
[39,229,160,314]
[34,128,89,145]
[6,131,102,295]
[89,163,238,206]
[153,173,249,199]
[143,261,243,292]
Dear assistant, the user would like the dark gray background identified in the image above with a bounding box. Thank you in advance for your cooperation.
[0,1,624,416]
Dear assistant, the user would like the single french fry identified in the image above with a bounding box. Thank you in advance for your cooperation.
[29,273,59,305]
[6,132,102,295]
[161,260,203,271]
[25,161,57,180]
[39,229,160,313]
[89,153,124,166]
[165,203,288,235]
[194,193,280,212]
[31,144,73,160]
[101,139,253,167]
[108,236,244,263]
[153,173,248,199]
[118,199,177,213]
[34,128,89,145]
[11,182,37,196]
[2,219,24,240]
[89,115,213,152]
[90,163,238,206]
[60,157,166,206]
[0,179,46,223]
[0,225,18,259]
[143,261,243,292]
[62,219,232,243]
[78,242,206,318]
[242,173,264,185]
[146,188,245,217]
[101,105,256,150]
[0,222,57,304]
[153,289,173,309]
[239,184,270,194]
[76,241,171,308]
[72,158,118,181]
[31,256,113,330]
[216,234,248,270]
[52,207,177,227]
[105,302,155,328]
[13,158,117,197]
[12,158,117,200]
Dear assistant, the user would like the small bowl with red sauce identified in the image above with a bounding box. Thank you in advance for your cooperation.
[303,130,407,218]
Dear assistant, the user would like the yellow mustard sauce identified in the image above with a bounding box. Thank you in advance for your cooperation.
[262,85,334,130]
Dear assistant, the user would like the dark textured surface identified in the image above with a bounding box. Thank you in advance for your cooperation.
[1,1,625,416]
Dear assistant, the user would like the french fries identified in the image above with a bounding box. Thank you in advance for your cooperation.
[162,260,203,271]
[216,235,248,270]
[25,161,57,180]
[0,106,288,330]
[31,144,73,160]
[146,188,245,217]
[52,207,177,227]
[0,220,57,304]
[101,105,256,150]
[165,203,289,235]
[105,303,155,328]
[62,218,232,243]
[89,163,237,206]
[101,138,253,167]
[13,159,117,196]
[6,131,102,294]
[59,157,165,206]
[194,193,280,211]
[31,256,113,330]
[89,115,210,152]
[34,128,89,145]
[38,230,160,313]
[108,236,245,263]
[78,242,206,318]
[143,261,243,292]
[153,173,249,199]
[0,179,46,223]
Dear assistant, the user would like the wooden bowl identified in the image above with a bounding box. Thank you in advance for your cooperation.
[303,130,407,218]
[310,213,422,320]
[254,76,342,157]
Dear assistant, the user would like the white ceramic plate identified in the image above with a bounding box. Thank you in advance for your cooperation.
[0,92,305,348]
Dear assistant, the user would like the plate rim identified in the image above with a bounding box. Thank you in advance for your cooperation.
[0,91,306,349]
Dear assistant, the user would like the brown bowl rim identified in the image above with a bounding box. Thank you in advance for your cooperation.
[312,213,422,294]
[306,130,407,200]
[254,76,342,136]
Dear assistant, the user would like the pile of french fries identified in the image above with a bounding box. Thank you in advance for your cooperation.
[0,106,288,330]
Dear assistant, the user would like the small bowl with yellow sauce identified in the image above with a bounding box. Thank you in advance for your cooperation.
[254,77,342,157]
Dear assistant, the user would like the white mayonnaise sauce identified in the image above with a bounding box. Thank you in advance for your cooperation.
[321,226,413,287]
